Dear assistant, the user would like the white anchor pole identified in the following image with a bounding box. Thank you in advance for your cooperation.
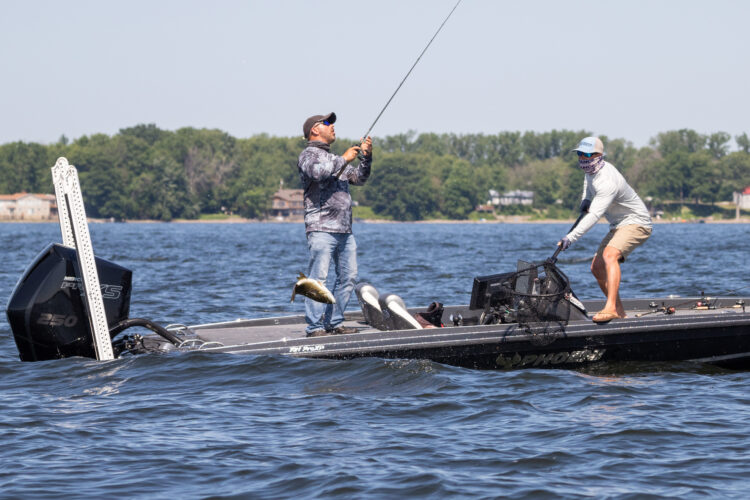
[52,158,75,247]
[51,157,114,361]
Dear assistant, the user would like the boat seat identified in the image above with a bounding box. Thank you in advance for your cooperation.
[355,283,388,330]
[379,293,423,331]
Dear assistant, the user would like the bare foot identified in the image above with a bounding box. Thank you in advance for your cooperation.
[592,310,620,323]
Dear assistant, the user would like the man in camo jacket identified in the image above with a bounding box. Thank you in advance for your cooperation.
[298,112,373,337]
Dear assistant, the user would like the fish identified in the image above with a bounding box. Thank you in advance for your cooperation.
[291,272,336,304]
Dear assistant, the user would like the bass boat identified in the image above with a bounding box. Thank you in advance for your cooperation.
[6,158,750,370]
[7,242,750,370]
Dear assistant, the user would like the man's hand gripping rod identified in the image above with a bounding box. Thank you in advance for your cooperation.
[549,212,586,263]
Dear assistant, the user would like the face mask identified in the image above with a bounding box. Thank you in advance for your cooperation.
[578,155,604,175]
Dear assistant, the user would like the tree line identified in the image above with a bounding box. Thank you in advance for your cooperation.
[0,124,748,221]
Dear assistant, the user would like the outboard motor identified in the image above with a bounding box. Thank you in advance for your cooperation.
[7,157,182,362]
[6,244,132,361]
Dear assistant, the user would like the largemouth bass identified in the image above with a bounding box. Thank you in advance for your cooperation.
[291,272,336,304]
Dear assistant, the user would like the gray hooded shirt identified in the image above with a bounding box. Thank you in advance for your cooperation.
[297,142,371,233]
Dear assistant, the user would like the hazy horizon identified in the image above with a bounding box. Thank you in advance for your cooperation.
[2,0,748,148]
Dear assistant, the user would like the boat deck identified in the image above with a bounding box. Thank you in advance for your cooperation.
[145,296,750,370]
[192,318,374,345]
[184,297,749,348]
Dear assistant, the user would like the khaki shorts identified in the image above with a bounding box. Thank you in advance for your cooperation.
[596,224,652,262]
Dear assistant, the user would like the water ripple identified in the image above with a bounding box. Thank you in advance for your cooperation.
[1,222,750,498]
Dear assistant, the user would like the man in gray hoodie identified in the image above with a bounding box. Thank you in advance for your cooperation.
[298,112,373,336]
[557,136,652,323]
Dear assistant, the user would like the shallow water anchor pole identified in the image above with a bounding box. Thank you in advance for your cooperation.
[51,157,114,361]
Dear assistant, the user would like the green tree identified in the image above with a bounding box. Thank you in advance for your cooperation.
[441,162,479,219]
[2,126,744,222]
[736,133,750,154]
[119,123,168,145]
[718,151,750,200]
[363,153,439,220]
[707,131,731,159]
[0,141,52,193]
[652,129,706,156]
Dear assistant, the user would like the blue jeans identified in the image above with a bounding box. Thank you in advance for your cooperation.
[305,231,358,333]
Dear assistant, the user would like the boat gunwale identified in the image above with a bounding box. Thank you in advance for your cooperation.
[186,306,750,357]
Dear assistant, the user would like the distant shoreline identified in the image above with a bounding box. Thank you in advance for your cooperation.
[173,217,750,225]
[3,216,749,225]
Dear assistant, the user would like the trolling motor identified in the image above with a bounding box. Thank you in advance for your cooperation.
[5,158,180,362]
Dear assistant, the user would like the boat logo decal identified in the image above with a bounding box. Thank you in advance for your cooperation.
[567,293,586,313]
[289,344,325,353]
[496,348,605,368]
[36,312,78,328]
[61,276,123,300]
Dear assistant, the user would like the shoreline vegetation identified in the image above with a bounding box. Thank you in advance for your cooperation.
[1,124,748,223]
[99,217,750,224]
[66,213,750,224]
[4,213,749,224]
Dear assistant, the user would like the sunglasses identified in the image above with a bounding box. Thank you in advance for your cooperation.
[319,120,333,126]
[576,151,596,158]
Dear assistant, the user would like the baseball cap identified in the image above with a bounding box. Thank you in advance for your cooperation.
[303,112,336,139]
[572,136,604,155]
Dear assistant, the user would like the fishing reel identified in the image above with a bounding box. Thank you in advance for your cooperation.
[480,307,516,325]
[352,143,369,163]
[693,291,717,311]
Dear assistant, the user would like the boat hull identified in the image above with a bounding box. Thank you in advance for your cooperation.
[173,298,750,371]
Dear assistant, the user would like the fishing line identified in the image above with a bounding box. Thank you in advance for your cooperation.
[361,0,462,140]
[336,0,462,178]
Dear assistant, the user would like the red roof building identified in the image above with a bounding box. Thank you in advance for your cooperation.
[0,193,57,220]
[734,186,750,211]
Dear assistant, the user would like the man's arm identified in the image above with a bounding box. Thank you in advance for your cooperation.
[346,154,371,185]
[580,176,591,211]
[343,137,373,185]
[566,181,617,243]
[298,149,348,182]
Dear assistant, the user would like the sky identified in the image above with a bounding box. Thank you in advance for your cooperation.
[1,0,748,148]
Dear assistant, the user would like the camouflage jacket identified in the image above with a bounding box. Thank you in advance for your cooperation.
[297,142,371,233]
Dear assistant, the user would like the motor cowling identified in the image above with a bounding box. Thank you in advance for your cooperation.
[6,243,132,361]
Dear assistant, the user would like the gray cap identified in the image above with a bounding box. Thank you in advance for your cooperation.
[303,112,336,139]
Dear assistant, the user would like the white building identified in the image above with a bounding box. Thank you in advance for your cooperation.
[487,189,501,205]
[734,187,750,210]
[497,190,534,206]
[0,193,57,220]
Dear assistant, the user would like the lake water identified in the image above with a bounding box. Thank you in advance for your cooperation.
[1,222,749,498]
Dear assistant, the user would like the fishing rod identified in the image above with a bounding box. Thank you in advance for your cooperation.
[361,0,462,141]
[634,284,750,318]
[549,211,587,263]
[336,0,463,178]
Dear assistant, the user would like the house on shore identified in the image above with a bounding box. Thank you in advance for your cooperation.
[0,193,57,221]
[477,189,535,213]
[734,186,750,210]
[498,190,534,206]
[270,188,304,221]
